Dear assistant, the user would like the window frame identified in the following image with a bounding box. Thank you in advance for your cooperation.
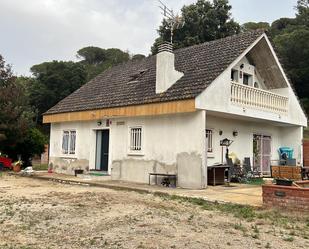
[243,73,253,86]
[206,129,213,153]
[62,130,77,156]
[231,69,239,82]
[128,125,144,155]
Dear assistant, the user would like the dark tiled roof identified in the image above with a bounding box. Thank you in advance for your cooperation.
[45,30,264,115]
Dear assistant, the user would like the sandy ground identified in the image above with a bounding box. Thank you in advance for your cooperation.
[0,174,308,249]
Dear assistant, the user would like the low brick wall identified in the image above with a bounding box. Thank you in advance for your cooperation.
[262,182,309,211]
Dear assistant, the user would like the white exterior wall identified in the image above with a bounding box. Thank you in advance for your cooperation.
[49,111,207,189]
[195,35,307,127]
[206,115,303,167]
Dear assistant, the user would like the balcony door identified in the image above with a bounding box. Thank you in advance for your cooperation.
[253,134,271,175]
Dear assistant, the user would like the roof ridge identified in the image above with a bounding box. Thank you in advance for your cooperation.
[173,29,265,53]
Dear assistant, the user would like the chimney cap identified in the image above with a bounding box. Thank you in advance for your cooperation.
[158,42,173,53]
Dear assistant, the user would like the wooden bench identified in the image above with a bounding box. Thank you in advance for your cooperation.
[148,173,177,187]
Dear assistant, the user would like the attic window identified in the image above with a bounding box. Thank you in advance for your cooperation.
[243,73,252,86]
[231,69,238,82]
[128,69,148,82]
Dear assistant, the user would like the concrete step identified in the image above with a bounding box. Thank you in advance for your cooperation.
[76,172,112,181]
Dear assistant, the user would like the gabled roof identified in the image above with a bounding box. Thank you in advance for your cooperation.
[45,30,265,115]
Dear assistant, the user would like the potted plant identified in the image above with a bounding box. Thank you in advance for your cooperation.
[13,160,23,172]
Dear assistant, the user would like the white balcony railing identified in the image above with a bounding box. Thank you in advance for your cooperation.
[231,81,288,114]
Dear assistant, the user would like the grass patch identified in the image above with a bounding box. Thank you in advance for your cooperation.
[282,236,294,242]
[154,193,256,221]
[245,178,265,185]
[32,164,48,171]
[154,192,309,228]
[233,221,247,232]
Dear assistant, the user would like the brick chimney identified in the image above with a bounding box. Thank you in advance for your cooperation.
[156,43,183,94]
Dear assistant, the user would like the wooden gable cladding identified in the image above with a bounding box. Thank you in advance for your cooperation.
[247,37,288,89]
[43,99,196,123]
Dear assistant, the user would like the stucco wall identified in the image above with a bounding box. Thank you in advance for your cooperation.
[205,115,303,167]
[195,55,307,127]
[49,111,207,189]
[110,111,206,189]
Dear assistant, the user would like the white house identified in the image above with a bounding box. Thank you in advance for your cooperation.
[43,30,307,189]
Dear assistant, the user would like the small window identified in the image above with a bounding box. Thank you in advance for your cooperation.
[243,73,252,86]
[206,129,213,153]
[129,127,143,152]
[62,130,76,155]
[231,69,238,82]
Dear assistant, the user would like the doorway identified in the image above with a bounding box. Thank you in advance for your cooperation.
[95,130,109,172]
[253,134,271,175]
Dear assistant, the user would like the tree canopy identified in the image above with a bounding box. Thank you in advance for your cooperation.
[29,61,87,122]
[0,54,46,161]
[151,0,240,54]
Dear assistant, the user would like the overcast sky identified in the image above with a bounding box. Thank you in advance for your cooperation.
[0,0,297,76]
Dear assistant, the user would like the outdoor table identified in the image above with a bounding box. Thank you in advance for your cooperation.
[148,173,177,187]
[207,164,230,186]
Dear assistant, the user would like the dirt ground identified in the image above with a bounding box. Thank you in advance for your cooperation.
[0,174,308,249]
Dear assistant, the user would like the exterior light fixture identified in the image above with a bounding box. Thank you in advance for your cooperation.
[233,131,238,137]
[219,130,223,136]
[97,121,102,126]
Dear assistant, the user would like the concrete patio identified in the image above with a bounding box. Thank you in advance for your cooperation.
[21,172,262,207]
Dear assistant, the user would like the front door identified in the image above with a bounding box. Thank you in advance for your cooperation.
[253,134,271,175]
[95,130,109,171]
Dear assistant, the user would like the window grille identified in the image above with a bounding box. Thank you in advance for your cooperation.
[62,130,76,155]
[130,127,142,151]
[69,131,76,154]
[206,129,213,153]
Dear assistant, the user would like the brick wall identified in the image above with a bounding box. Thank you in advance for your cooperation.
[262,183,309,212]
[304,141,309,166]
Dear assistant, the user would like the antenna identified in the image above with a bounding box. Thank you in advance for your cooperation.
[157,0,184,44]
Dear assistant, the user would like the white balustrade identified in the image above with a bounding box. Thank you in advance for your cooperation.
[231,81,288,114]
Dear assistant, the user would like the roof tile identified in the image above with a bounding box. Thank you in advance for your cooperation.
[45,30,264,115]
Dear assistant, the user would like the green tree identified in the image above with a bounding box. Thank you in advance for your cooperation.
[77,47,130,81]
[13,128,47,165]
[29,61,87,122]
[270,0,309,115]
[132,54,146,61]
[0,54,46,163]
[270,18,297,36]
[241,22,270,32]
[77,46,106,65]
[296,0,309,25]
[151,0,240,54]
[0,54,34,146]
[273,28,309,100]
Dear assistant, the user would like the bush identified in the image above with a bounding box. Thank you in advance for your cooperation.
[13,128,47,166]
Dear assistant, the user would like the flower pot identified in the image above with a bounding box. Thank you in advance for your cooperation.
[13,164,21,172]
